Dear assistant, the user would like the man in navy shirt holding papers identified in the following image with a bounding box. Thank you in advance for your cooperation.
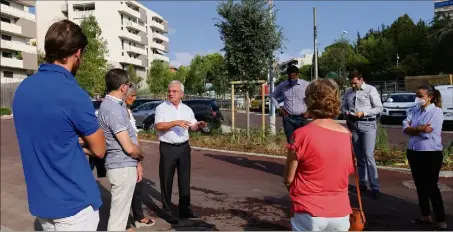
[12,20,106,231]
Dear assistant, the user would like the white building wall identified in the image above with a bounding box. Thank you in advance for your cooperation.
[36,0,169,90]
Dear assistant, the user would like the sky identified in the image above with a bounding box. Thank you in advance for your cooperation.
[30,1,435,68]
[141,1,435,68]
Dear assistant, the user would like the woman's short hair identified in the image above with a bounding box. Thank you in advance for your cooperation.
[304,79,341,119]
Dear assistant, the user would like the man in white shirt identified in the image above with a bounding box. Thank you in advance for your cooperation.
[154,80,207,224]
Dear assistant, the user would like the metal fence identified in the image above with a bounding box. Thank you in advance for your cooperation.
[137,93,248,110]
[1,79,21,109]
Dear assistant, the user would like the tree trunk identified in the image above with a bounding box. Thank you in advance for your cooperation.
[245,90,250,139]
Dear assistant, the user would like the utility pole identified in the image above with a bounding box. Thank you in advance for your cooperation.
[313,7,318,79]
[396,53,399,67]
[268,0,276,135]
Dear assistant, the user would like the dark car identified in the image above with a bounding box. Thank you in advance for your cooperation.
[92,99,102,117]
[130,98,161,110]
[142,99,224,133]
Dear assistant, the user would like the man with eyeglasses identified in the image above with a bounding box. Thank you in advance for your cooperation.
[154,80,207,224]
[97,69,144,231]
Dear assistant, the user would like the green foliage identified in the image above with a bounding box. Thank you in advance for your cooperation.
[298,65,312,81]
[216,0,283,92]
[185,55,208,95]
[76,16,109,97]
[37,50,45,65]
[375,123,389,151]
[147,60,172,95]
[0,108,11,116]
[127,65,142,88]
[16,51,22,60]
[319,13,453,81]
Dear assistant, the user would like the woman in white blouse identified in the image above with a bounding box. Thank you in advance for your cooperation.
[125,85,156,229]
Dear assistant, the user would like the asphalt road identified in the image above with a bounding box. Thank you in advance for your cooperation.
[220,110,453,147]
[1,118,452,231]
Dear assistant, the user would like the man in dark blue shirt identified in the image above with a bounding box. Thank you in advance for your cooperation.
[12,20,106,231]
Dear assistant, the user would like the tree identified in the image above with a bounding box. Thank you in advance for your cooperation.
[185,55,208,95]
[299,65,312,81]
[215,0,283,91]
[37,50,45,65]
[147,60,171,95]
[76,16,109,97]
[127,65,142,88]
[216,0,283,137]
[173,65,189,83]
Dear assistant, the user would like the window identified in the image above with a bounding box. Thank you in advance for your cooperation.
[0,0,10,6]
[121,27,123,30]
[122,52,124,56]
[1,34,11,41]
[2,52,13,58]
[3,71,13,78]
[1,17,11,23]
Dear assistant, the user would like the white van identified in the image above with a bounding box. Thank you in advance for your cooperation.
[435,85,453,126]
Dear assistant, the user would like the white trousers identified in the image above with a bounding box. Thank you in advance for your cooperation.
[291,213,350,231]
[107,166,137,231]
[38,206,99,231]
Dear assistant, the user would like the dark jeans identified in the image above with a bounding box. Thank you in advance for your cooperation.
[282,115,310,143]
[407,149,445,222]
[131,180,145,221]
[159,141,192,216]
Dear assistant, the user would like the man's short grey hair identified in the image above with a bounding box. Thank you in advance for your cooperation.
[168,80,184,93]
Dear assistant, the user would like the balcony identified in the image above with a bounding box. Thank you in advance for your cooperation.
[153,32,169,42]
[73,10,94,19]
[0,57,24,69]
[61,3,68,12]
[119,4,140,19]
[150,41,164,52]
[120,56,142,67]
[1,40,37,54]
[150,20,165,32]
[0,4,36,22]
[119,30,142,44]
[0,22,22,35]
[125,20,145,32]
[152,53,169,63]
[124,45,146,56]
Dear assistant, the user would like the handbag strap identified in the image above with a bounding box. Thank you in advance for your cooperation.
[350,134,364,211]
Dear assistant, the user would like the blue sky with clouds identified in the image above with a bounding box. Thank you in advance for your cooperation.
[142,1,435,68]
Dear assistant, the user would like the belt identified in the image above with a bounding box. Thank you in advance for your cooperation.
[286,114,305,118]
[348,118,376,122]
[160,141,188,147]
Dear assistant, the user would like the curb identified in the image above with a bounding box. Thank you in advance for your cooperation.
[0,115,13,120]
[139,139,453,177]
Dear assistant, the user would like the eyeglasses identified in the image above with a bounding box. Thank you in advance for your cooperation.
[167,90,181,94]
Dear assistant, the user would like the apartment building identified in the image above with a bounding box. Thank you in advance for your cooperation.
[278,54,313,75]
[435,0,453,17]
[0,0,38,80]
[35,0,169,88]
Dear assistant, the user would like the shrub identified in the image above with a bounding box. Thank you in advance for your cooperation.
[0,108,12,116]
[375,123,389,151]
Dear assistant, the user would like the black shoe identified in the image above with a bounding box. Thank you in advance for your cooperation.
[165,214,179,224]
[351,185,367,193]
[179,210,199,219]
[433,226,448,231]
[372,190,380,200]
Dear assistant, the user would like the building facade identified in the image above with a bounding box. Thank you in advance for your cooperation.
[35,0,169,88]
[434,0,453,17]
[0,0,38,80]
[278,54,313,75]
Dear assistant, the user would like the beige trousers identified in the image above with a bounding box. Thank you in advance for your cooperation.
[107,167,137,231]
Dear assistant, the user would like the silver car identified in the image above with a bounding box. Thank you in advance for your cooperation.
[131,101,162,128]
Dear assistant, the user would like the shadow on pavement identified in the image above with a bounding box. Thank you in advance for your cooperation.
[204,153,284,177]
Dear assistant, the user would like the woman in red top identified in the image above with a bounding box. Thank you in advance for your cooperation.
[284,79,354,231]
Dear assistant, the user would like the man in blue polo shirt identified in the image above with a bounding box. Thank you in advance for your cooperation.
[12,20,106,231]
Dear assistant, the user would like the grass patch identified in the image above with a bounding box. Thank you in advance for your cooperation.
[0,108,11,116]
[139,126,453,171]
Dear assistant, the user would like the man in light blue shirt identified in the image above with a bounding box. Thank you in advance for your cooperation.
[270,65,310,142]
[341,70,383,199]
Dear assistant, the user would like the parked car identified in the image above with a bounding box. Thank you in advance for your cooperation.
[250,94,284,112]
[130,98,161,110]
[142,99,224,133]
[92,99,102,117]
[380,92,416,124]
[435,85,453,128]
[132,100,163,129]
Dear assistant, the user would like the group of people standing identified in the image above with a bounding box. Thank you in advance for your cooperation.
[275,66,448,230]
[10,18,448,231]
[13,19,204,231]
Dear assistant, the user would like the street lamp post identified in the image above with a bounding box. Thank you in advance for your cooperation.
[268,0,276,135]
